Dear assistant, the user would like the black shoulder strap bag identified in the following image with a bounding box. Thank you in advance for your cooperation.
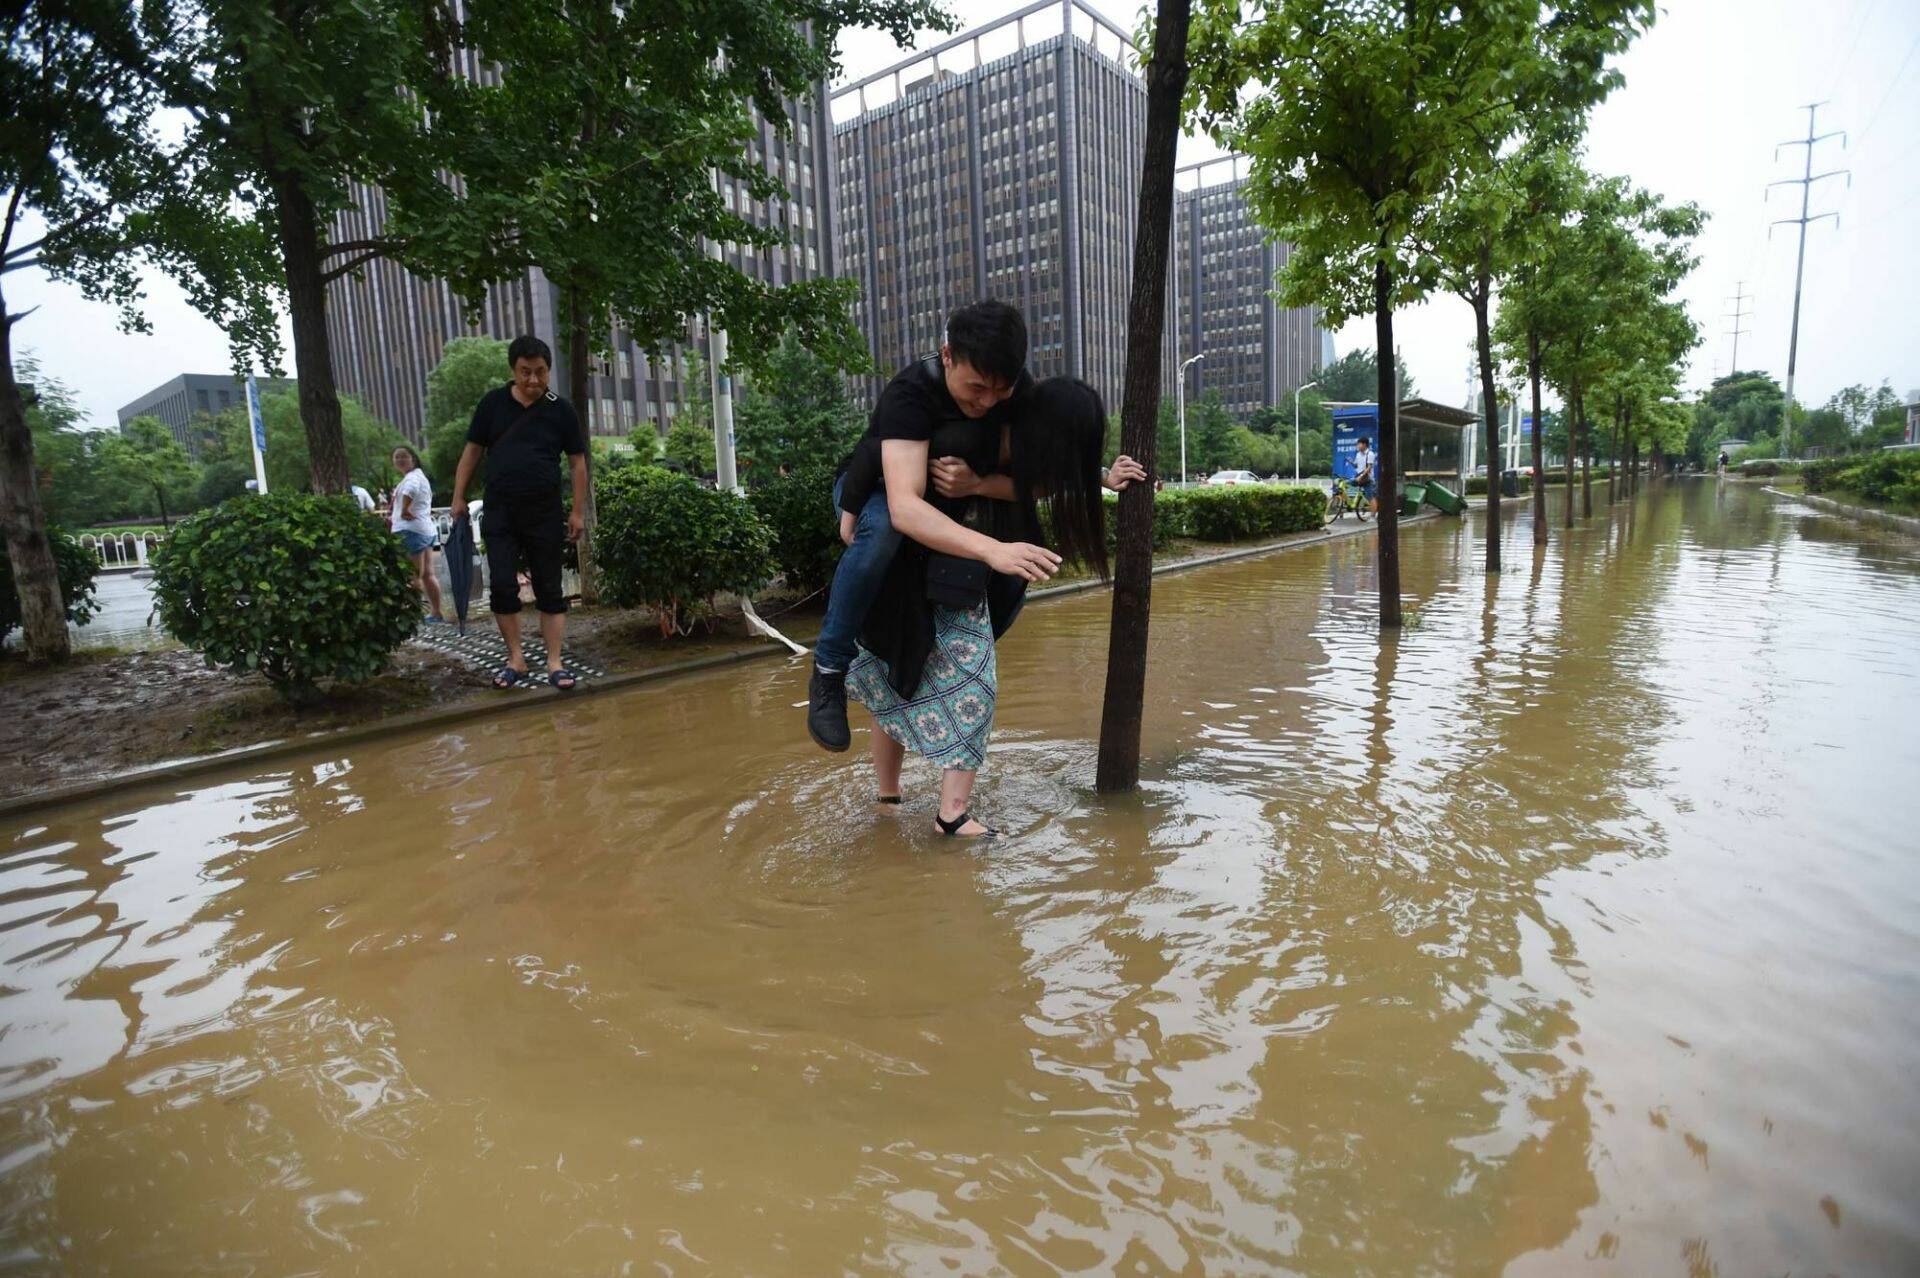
[492,389,557,450]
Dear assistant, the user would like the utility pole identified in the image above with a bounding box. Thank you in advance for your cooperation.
[1723,281,1753,374]
[1768,103,1848,458]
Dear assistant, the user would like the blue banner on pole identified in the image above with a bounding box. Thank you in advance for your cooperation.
[246,376,267,452]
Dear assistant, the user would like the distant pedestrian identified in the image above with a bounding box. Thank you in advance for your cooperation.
[390,447,444,624]
[350,483,376,513]
[450,335,589,690]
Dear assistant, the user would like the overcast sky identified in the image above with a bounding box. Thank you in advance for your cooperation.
[14,0,1918,431]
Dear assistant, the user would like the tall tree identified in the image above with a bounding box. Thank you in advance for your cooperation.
[150,0,456,494]
[3,0,277,660]
[1095,0,1190,795]
[97,418,196,528]
[1316,347,1416,403]
[1191,0,1541,627]
[435,0,938,595]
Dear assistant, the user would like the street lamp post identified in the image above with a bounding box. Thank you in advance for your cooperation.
[1293,379,1319,484]
[1178,352,1205,486]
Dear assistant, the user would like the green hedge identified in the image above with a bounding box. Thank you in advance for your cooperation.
[593,465,772,630]
[747,463,842,594]
[150,493,420,700]
[1152,484,1325,542]
[1804,450,1920,510]
[1,528,100,649]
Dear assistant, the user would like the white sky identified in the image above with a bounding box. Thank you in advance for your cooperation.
[14,0,1918,430]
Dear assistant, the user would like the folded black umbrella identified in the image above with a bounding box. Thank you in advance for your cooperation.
[445,514,476,635]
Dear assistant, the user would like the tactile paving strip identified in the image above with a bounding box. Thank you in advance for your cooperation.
[410,622,606,684]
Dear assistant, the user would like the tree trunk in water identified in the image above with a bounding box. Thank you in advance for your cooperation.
[1529,332,1547,547]
[1094,0,1189,795]
[273,167,349,494]
[1608,404,1622,504]
[1373,254,1402,627]
[1579,385,1592,519]
[1472,282,1500,574]
[565,286,600,604]
[1629,439,1639,497]
[0,294,71,661]
[1563,381,1577,529]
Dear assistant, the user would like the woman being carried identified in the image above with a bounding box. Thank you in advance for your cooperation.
[836,377,1143,838]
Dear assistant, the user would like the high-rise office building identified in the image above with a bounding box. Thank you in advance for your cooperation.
[325,84,836,444]
[1171,157,1323,420]
[831,0,1319,411]
[832,0,1146,398]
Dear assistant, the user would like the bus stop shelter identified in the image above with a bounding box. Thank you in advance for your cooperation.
[1331,399,1479,496]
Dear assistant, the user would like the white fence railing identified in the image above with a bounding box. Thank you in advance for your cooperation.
[78,531,164,570]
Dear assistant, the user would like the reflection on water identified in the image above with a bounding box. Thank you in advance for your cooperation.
[2,482,1916,1274]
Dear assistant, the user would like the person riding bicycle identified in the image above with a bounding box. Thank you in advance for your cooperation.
[1354,436,1378,514]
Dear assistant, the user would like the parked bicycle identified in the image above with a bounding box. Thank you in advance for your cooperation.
[1325,477,1371,523]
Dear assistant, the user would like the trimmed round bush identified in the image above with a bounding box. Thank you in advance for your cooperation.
[0,527,100,649]
[150,492,421,700]
[748,463,843,595]
[593,465,772,632]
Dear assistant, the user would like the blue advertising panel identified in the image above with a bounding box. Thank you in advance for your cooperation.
[1332,405,1378,481]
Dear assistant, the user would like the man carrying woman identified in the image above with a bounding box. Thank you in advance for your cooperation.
[812,299,1145,836]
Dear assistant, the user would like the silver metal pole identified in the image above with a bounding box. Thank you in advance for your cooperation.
[1293,379,1318,484]
[1179,353,1204,485]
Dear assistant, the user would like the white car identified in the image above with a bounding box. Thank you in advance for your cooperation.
[1206,469,1261,486]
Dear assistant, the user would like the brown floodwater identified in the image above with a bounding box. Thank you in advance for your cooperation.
[2,481,1916,1275]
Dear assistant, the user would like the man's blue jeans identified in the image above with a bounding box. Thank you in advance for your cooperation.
[814,474,900,673]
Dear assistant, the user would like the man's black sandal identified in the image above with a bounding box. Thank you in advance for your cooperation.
[934,811,997,838]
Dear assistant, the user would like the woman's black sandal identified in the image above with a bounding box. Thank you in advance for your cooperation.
[876,795,902,805]
[934,811,998,838]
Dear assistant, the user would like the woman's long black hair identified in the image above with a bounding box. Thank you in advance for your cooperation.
[1010,377,1110,581]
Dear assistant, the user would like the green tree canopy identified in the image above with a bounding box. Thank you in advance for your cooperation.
[95,419,197,528]
[732,335,864,477]
[1316,348,1416,404]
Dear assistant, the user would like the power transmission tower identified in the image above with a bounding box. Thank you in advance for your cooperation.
[1767,102,1848,457]
[1723,281,1753,373]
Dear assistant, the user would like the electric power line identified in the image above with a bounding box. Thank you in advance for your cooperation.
[1851,32,1920,154]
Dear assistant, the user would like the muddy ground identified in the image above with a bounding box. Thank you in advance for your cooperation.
[1,597,824,804]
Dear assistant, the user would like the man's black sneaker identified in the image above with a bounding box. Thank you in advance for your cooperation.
[807,667,851,752]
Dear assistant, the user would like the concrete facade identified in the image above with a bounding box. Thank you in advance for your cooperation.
[832,1,1319,414]
[117,374,294,456]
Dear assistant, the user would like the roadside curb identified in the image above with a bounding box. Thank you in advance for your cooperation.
[1764,486,1920,537]
[1,510,1436,822]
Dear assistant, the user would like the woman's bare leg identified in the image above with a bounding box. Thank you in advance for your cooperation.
[416,549,445,619]
[871,727,906,804]
[937,768,990,836]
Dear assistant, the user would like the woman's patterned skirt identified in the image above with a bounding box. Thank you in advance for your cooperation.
[846,599,997,773]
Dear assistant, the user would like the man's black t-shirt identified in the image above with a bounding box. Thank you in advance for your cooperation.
[467,385,586,498]
[838,357,1031,520]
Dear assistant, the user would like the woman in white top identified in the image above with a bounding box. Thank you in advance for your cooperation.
[390,446,445,623]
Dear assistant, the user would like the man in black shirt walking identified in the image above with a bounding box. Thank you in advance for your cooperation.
[451,335,590,689]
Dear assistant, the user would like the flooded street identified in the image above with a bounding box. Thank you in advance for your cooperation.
[2,481,1916,1274]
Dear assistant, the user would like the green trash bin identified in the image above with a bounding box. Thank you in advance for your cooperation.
[1422,481,1467,516]
[1399,481,1427,516]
